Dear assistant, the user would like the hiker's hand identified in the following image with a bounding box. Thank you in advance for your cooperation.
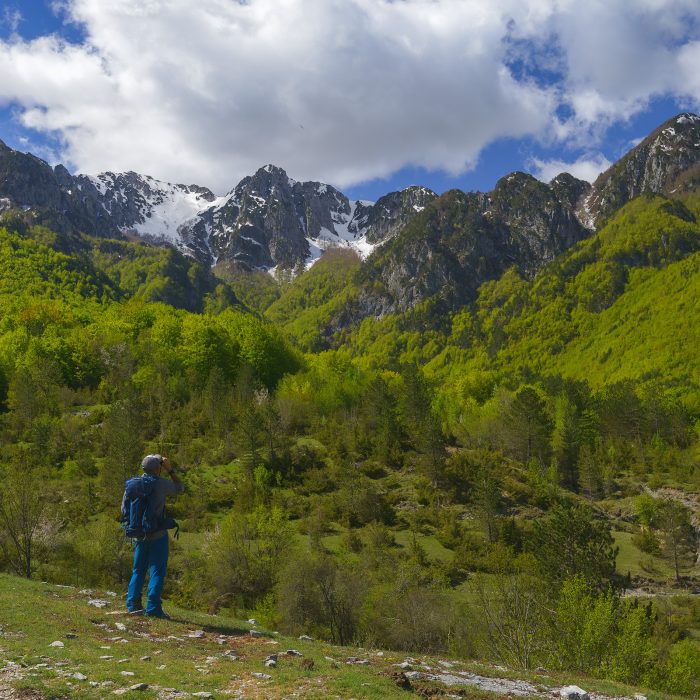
[162,457,173,474]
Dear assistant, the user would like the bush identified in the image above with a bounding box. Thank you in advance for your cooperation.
[661,638,700,696]
[276,550,367,645]
[204,506,293,611]
[361,580,457,652]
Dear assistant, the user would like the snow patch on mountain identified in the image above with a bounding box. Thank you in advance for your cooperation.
[305,199,377,269]
[136,189,226,244]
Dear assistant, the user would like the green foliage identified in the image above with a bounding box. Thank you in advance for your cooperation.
[530,503,619,592]
[277,550,367,645]
[661,638,700,696]
[214,262,281,313]
[0,193,698,695]
[265,248,362,351]
[204,506,293,610]
[551,575,618,672]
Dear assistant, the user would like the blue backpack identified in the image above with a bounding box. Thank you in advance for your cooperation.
[121,474,178,539]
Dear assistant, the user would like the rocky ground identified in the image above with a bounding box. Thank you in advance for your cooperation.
[0,576,665,700]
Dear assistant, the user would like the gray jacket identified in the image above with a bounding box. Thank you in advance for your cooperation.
[122,474,184,541]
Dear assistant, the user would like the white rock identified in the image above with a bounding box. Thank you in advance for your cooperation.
[252,672,272,679]
[298,634,313,641]
[188,630,206,638]
[286,649,303,656]
[405,671,422,680]
[99,656,114,660]
[247,619,258,625]
[114,623,126,631]
[560,686,590,700]
[140,656,151,661]
[192,693,213,698]
[72,672,87,680]
[49,641,65,648]
[106,591,117,597]
[87,599,110,608]
[157,664,166,670]
[120,670,135,676]
[249,630,263,638]
[633,696,647,700]
[264,659,277,668]
[129,683,148,691]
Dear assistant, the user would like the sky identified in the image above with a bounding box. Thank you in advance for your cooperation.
[0,1,699,201]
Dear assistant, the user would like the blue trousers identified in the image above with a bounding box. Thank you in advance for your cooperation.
[126,534,169,616]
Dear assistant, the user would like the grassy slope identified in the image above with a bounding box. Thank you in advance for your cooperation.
[0,574,684,700]
[422,194,700,397]
[264,249,362,351]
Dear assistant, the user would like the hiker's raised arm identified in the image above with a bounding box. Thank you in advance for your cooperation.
[161,457,183,490]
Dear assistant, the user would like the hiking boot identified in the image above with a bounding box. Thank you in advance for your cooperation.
[146,611,171,619]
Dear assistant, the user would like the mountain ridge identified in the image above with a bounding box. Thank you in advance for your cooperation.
[1,112,700,284]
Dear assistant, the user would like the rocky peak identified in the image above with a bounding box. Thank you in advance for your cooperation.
[352,171,592,319]
[549,173,591,210]
[578,112,700,228]
[363,185,438,244]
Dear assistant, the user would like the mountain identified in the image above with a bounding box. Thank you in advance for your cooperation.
[0,140,115,237]
[578,112,700,228]
[0,142,435,270]
[1,111,699,283]
[268,112,700,329]
[185,165,435,269]
[331,171,592,321]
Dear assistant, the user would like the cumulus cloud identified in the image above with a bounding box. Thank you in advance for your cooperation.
[0,0,698,192]
[528,154,612,184]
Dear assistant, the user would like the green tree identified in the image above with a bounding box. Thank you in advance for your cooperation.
[472,554,549,670]
[657,499,696,582]
[99,398,145,504]
[0,460,56,578]
[277,551,367,645]
[503,385,551,465]
[530,503,619,592]
[550,393,579,489]
[205,507,292,611]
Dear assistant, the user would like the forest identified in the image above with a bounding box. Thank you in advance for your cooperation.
[0,192,698,697]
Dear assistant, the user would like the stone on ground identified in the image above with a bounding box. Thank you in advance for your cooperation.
[559,686,590,700]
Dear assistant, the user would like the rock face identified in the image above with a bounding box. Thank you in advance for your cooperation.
[578,112,700,228]
[183,167,436,269]
[0,144,433,269]
[1,112,699,278]
[362,186,437,244]
[0,141,115,236]
[353,171,591,317]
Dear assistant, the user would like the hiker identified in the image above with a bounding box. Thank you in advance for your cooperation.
[124,454,183,617]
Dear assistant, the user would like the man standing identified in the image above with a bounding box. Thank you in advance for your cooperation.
[125,454,184,618]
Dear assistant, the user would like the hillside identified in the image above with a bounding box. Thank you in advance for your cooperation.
[0,113,699,700]
[0,574,687,700]
[275,192,700,403]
